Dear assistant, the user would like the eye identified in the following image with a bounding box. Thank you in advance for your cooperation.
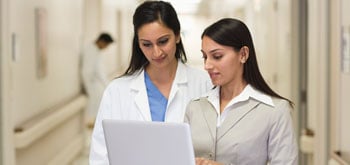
[212,52,223,60]
[158,38,169,45]
[141,42,152,47]
[213,55,222,60]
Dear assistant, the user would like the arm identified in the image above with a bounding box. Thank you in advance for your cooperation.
[268,101,298,165]
[95,58,109,86]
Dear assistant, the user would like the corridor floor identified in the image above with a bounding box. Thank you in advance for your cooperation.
[70,128,92,165]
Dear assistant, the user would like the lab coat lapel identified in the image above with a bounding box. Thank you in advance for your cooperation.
[167,62,186,105]
[130,70,152,121]
[217,99,260,140]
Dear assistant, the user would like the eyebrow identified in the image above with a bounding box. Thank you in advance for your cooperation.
[201,48,223,54]
[139,34,171,42]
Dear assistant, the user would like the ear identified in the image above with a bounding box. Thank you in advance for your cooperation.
[240,46,249,64]
[175,35,181,44]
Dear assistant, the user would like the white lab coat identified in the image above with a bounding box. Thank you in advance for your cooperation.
[81,43,109,122]
[89,61,212,165]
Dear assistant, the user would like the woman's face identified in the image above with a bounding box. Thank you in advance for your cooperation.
[138,21,180,69]
[201,36,246,87]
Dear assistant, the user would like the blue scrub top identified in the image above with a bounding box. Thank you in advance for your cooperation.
[145,72,168,122]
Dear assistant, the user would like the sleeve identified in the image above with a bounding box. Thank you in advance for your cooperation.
[95,58,109,86]
[268,101,298,165]
[81,49,97,94]
[89,87,113,165]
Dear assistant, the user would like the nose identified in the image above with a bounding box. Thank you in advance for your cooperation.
[153,45,162,58]
[204,59,213,71]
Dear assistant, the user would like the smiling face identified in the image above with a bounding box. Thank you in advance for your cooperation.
[201,36,247,87]
[137,21,180,70]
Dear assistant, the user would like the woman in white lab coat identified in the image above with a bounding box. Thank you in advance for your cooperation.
[185,18,298,165]
[89,1,212,164]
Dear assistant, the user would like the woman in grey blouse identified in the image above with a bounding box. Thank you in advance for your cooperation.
[185,18,298,165]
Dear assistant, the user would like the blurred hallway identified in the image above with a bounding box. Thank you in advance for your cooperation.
[71,128,91,165]
[1,0,350,165]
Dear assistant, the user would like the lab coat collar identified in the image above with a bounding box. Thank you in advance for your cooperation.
[173,61,188,84]
[167,61,188,104]
[129,61,188,120]
[130,61,187,90]
[130,70,152,121]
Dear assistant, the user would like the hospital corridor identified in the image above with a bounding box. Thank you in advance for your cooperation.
[1,0,350,165]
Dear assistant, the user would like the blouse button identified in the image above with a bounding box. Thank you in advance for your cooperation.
[208,153,214,160]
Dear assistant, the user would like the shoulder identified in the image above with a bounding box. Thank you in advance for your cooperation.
[181,64,211,84]
[256,96,291,111]
[251,96,292,119]
[267,97,293,119]
[183,64,208,77]
[271,97,292,111]
[104,73,139,92]
[187,97,211,110]
[185,97,215,118]
[190,96,209,102]
[83,43,98,53]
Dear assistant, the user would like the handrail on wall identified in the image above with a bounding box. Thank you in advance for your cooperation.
[14,95,87,149]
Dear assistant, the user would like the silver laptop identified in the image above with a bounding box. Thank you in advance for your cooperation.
[102,119,196,165]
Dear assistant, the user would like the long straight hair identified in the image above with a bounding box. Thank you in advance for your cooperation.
[122,1,187,76]
[202,18,293,106]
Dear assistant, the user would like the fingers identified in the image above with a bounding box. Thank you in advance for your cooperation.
[195,157,214,165]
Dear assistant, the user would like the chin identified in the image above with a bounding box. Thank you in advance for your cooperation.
[211,81,220,86]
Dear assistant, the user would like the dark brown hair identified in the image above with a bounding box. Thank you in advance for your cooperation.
[122,1,187,76]
[202,18,293,106]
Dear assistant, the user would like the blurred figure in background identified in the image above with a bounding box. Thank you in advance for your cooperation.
[81,33,114,128]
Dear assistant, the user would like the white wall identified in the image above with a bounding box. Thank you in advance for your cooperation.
[180,15,215,69]
[98,0,136,76]
[2,0,86,164]
[9,0,83,127]
[240,0,294,101]
[1,0,141,164]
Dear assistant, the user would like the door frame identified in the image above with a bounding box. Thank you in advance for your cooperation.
[0,0,3,161]
[291,0,308,164]
[307,0,331,164]
[0,0,16,164]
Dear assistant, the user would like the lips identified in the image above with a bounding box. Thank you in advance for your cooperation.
[153,56,166,63]
[208,72,220,79]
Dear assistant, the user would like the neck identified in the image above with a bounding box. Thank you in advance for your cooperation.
[220,80,247,101]
[146,61,178,84]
